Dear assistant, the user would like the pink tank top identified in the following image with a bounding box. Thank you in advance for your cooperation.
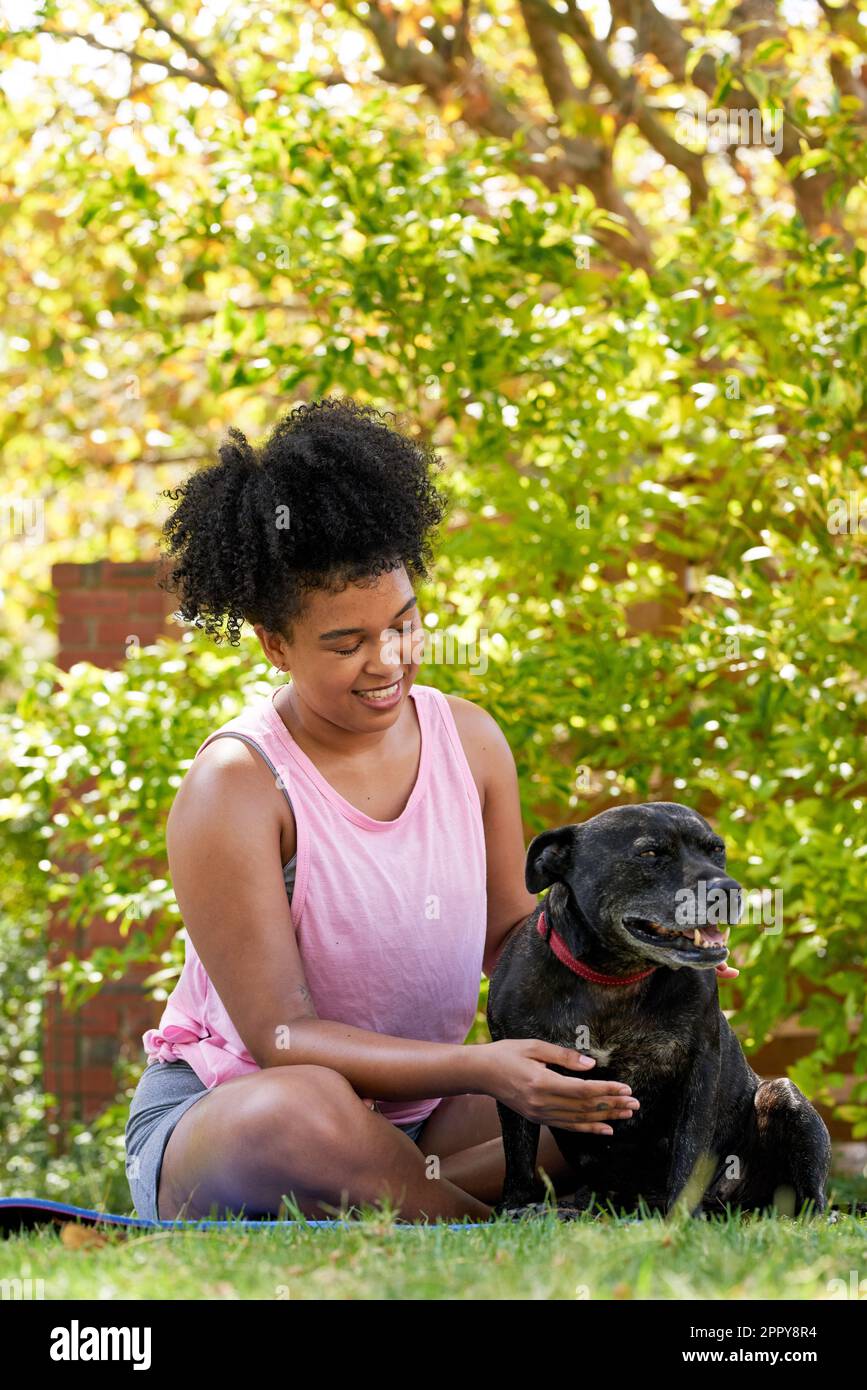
[141,681,488,1125]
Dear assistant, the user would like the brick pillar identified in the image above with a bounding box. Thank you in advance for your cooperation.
[45,561,179,1138]
[52,560,177,671]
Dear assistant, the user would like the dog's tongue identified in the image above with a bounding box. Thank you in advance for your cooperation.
[715,960,739,979]
[695,924,739,978]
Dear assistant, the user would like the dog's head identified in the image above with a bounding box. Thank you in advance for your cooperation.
[526,802,743,970]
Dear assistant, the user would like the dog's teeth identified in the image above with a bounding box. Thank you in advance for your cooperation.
[722,928,731,943]
[694,929,702,947]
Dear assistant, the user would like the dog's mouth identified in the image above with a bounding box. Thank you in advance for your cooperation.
[622,915,730,960]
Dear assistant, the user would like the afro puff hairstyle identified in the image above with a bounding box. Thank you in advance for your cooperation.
[157,397,449,646]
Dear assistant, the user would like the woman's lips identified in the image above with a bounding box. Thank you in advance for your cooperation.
[352,677,403,708]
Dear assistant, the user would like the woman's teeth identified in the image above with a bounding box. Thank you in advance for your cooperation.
[353,680,401,702]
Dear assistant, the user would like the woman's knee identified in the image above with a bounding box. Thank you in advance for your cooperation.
[159,1065,367,1217]
[231,1064,366,1157]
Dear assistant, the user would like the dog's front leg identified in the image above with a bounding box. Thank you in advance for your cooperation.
[493,1100,542,1212]
[665,1041,722,1218]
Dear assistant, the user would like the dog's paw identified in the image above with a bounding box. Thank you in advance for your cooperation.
[496,1200,584,1222]
[492,1197,535,1219]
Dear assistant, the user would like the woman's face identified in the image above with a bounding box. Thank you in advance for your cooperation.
[257,567,425,727]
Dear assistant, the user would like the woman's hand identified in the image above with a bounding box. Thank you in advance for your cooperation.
[478,1039,640,1134]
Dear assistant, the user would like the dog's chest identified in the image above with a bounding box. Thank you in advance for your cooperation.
[550,1007,690,1086]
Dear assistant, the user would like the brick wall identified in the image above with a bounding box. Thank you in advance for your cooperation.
[53,560,176,670]
[45,561,178,1136]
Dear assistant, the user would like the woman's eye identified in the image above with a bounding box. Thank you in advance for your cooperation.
[384,625,422,658]
[334,623,420,659]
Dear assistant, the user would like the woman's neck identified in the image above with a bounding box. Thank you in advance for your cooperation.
[275,680,414,764]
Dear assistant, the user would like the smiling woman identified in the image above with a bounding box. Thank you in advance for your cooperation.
[123,397,602,1226]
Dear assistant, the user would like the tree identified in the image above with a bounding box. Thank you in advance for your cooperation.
[0,2,865,1174]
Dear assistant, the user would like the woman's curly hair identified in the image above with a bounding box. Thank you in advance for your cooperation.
[157,397,449,646]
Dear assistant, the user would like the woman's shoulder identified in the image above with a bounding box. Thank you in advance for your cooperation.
[427,689,510,816]
[438,688,503,739]
[169,733,295,855]
[182,727,283,784]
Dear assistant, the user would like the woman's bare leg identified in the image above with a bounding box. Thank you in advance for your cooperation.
[414,1091,580,1204]
[157,1065,493,1223]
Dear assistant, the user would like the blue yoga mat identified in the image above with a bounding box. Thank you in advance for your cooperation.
[0,1196,489,1235]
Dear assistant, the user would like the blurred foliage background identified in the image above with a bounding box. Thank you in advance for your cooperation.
[0,0,865,1206]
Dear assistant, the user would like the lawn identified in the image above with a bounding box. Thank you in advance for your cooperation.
[3,1183,865,1301]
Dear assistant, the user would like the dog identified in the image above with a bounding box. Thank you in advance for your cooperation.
[487,802,831,1218]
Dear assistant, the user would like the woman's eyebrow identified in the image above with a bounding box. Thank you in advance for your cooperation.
[318,595,417,641]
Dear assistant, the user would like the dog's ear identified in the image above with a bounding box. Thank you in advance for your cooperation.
[525,826,578,894]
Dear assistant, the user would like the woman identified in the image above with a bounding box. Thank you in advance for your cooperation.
[124,398,664,1225]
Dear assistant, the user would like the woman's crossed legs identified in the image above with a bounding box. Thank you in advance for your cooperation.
[157,1064,578,1223]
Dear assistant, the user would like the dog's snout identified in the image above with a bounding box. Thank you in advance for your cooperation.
[705,874,741,895]
[702,875,744,924]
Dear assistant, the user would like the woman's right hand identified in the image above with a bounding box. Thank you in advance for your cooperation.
[479,1038,640,1134]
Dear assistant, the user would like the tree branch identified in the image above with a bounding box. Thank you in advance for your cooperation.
[525,0,709,211]
[135,0,247,110]
[518,0,584,111]
[817,0,867,52]
[339,0,652,266]
[830,52,867,117]
[43,28,226,89]
[608,0,851,235]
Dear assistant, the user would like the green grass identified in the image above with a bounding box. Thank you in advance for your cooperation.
[3,1190,866,1301]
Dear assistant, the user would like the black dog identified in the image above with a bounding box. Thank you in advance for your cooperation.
[487,802,831,1218]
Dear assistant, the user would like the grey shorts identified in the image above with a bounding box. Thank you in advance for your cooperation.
[124,1059,213,1221]
[124,1058,429,1221]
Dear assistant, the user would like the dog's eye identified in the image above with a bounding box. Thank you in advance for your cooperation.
[639,849,659,857]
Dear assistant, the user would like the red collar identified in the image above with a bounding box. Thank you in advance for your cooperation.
[536,909,658,986]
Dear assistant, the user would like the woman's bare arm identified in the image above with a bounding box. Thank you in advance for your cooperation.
[165,741,486,1101]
